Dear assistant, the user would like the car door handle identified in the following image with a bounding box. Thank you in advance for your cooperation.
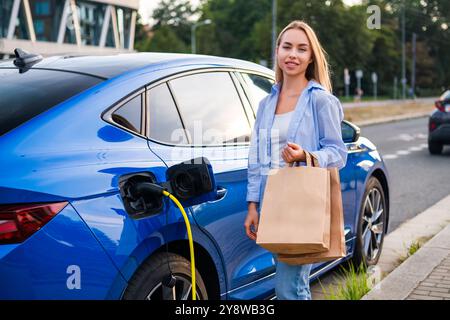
[215,186,227,200]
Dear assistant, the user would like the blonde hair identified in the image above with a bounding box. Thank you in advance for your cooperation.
[274,20,332,93]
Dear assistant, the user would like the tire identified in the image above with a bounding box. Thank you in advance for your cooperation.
[122,252,208,300]
[428,140,443,155]
[351,177,387,270]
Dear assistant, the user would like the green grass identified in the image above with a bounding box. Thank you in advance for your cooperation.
[399,239,426,264]
[338,94,437,104]
[407,241,422,256]
[320,262,371,300]
[339,96,392,103]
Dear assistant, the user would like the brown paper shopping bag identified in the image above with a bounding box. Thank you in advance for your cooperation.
[277,166,347,264]
[256,152,331,254]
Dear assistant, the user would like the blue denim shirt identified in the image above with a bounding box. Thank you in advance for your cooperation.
[246,80,348,207]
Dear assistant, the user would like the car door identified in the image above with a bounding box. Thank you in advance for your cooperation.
[145,70,274,296]
[237,72,357,270]
[73,90,175,277]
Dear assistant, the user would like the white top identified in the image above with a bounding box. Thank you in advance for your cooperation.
[270,110,294,169]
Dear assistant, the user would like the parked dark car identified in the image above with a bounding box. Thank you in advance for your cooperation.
[429,90,450,154]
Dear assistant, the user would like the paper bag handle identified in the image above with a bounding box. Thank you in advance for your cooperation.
[288,150,316,167]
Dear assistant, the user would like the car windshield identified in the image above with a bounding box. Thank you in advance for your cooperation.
[0,68,103,136]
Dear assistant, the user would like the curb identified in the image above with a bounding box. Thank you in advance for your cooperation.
[352,111,431,128]
[362,194,450,300]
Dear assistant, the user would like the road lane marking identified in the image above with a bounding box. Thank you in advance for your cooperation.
[383,154,398,160]
[390,133,428,142]
[383,143,428,160]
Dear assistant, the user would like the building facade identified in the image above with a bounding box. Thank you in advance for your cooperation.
[0,0,139,59]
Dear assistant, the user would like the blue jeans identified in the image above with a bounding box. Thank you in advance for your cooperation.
[275,260,313,300]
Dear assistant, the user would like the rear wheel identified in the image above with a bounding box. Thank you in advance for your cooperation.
[123,252,208,300]
[428,140,443,155]
[352,177,387,270]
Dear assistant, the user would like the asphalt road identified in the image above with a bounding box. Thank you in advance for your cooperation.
[360,116,450,233]
[311,115,450,300]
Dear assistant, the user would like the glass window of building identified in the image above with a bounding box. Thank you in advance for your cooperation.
[116,6,132,49]
[77,1,106,46]
[34,1,50,15]
[116,7,125,49]
[0,1,138,55]
[105,13,115,47]
[13,1,30,40]
[34,20,44,38]
[29,0,65,42]
[122,8,133,49]
[0,0,14,38]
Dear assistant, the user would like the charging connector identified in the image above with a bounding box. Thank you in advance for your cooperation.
[129,181,198,300]
[119,157,216,300]
[162,189,197,300]
[131,182,166,197]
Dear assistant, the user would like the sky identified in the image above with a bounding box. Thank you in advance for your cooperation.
[139,0,363,25]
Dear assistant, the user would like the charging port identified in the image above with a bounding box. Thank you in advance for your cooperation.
[119,172,164,219]
[119,157,217,219]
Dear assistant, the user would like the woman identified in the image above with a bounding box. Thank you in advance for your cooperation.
[244,20,348,300]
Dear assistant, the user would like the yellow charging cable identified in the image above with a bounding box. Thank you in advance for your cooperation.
[162,190,197,300]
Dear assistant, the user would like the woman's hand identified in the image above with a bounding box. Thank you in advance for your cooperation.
[244,203,259,241]
[282,142,306,164]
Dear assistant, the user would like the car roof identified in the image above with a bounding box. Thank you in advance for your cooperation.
[0,52,273,80]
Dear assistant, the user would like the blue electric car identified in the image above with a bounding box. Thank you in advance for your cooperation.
[0,51,390,300]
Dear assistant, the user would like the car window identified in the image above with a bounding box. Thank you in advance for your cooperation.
[169,72,251,145]
[147,83,188,144]
[241,73,274,113]
[111,94,142,134]
[440,90,450,102]
[342,121,356,143]
[230,73,255,124]
[0,68,103,136]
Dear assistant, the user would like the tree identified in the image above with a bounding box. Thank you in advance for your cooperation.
[136,0,448,95]
[152,0,199,47]
[197,0,271,60]
[135,0,195,53]
[371,0,446,94]
[147,25,189,53]
[134,12,158,53]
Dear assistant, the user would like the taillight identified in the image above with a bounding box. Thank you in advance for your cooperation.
[0,202,68,244]
[435,100,445,112]
[429,121,437,132]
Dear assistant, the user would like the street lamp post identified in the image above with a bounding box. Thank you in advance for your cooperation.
[401,2,406,99]
[411,32,417,99]
[191,19,211,54]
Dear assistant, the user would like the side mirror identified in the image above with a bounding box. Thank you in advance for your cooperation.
[342,120,360,143]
